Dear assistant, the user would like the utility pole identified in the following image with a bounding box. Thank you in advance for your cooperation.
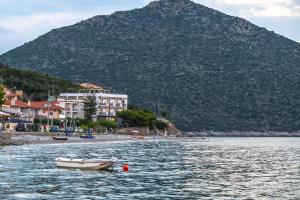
[65,91,69,132]
[154,96,158,136]
[47,90,50,129]
[155,96,158,119]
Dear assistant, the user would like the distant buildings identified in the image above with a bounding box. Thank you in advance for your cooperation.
[1,83,127,126]
[57,84,128,121]
[3,86,64,122]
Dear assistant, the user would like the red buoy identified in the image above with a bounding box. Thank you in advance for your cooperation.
[123,164,129,172]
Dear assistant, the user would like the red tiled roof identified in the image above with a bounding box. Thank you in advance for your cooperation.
[11,101,34,108]
[10,101,64,111]
[31,101,64,111]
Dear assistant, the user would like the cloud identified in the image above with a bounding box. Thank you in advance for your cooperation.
[0,10,113,37]
[0,8,114,54]
[206,0,300,17]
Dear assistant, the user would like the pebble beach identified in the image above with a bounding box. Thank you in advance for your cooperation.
[1,133,151,146]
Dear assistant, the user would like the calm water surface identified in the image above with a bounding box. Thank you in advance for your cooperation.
[0,137,299,199]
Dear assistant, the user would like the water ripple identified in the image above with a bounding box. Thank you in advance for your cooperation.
[0,137,299,199]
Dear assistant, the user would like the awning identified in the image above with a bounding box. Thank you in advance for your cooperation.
[1,106,30,118]
[0,111,10,116]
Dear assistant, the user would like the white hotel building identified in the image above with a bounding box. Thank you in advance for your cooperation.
[57,88,128,121]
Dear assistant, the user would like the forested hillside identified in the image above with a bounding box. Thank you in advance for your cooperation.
[1,0,300,131]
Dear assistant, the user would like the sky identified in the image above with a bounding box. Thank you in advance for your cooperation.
[0,0,299,54]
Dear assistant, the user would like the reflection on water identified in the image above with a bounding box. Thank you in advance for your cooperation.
[0,137,299,199]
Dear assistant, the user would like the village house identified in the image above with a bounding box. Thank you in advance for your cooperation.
[3,87,64,121]
[8,100,64,120]
[30,101,64,120]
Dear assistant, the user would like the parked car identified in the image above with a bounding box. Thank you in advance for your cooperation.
[75,127,84,133]
[50,126,60,132]
[15,123,32,132]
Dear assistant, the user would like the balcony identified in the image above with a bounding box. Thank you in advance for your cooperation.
[98,112,108,116]
[66,109,79,113]
[100,103,108,106]
[98,112,116,116]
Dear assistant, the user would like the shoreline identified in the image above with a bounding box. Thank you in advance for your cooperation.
[0,133,150,146]
[1,131,300,146]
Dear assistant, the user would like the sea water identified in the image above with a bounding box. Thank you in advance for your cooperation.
[0,137,299,199]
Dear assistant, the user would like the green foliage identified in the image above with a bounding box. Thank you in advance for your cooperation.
[97,120,118,129]
[73,118,91,127]
[155,120,168,130]
[117,108,156,128]
[161,111,167,118]
[0,63,81,101]
[79,120,117,130]
[87,121,98,128]
[33,118,60,126]
[0,84,5,109]
[83,95,96,121]
[80,124,88,131]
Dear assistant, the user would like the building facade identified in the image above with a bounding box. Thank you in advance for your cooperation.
[8,100,64,121]
[57,90,128,121]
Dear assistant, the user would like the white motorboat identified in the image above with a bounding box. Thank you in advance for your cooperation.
[55,157,115,170]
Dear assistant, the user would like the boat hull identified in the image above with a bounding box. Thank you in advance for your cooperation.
[55,158,115,170]
[80,135,94,139]
[52,136,68,141]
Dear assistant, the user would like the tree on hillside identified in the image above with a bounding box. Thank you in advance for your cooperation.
[0,85,5,110]
[161,111,167,118]
[83,95,96,121]
[0,63,81,101]
[155,120,168,131]
[117,109,156,128]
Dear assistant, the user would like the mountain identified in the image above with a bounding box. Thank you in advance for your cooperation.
[1,0,300,131]
[0,63,80,100]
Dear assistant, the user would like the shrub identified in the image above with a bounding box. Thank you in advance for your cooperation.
[155,120,168,130]
[117,109,156,127]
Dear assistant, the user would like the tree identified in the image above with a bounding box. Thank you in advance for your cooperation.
[117,109,156,128]
[161,111,167,118]
[0,85,5,109]
[98,120,118,129]
[155,120,168,130]
[83,95,96,121]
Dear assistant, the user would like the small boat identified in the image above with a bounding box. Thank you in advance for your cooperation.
[80,135,94,139]
[55,157,115,170]
[52,136,68,141]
